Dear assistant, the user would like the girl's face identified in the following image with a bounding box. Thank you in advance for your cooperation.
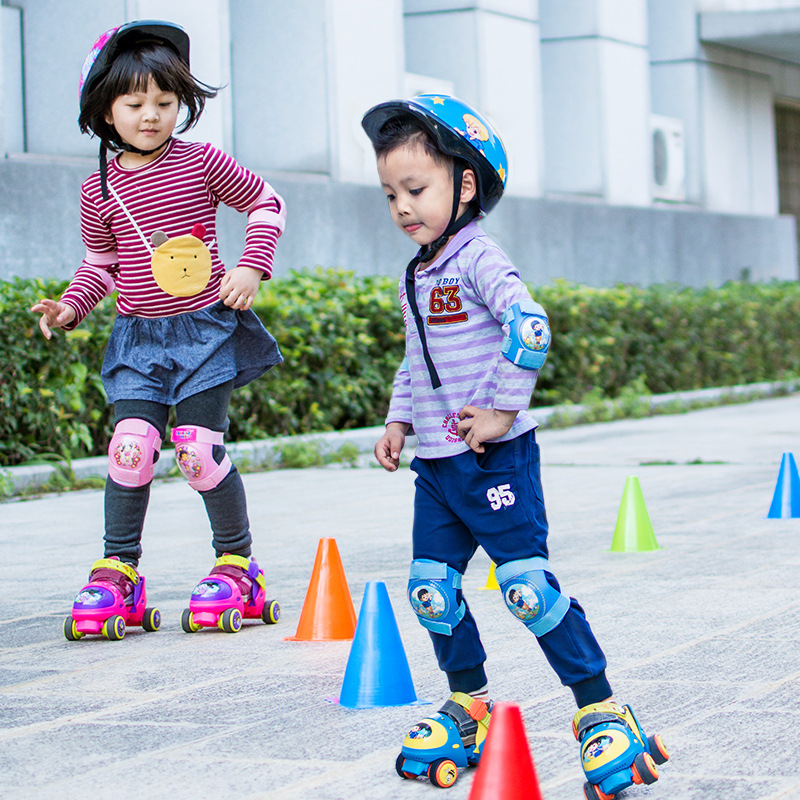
[105,76,179,164]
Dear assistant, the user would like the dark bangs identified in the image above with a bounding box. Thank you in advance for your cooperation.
[78,42,218,149]
[373,115,454,173]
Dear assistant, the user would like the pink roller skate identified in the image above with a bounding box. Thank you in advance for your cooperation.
[181,554,280,633]
[64,557,161,641]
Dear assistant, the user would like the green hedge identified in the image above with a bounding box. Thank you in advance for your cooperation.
[3,271,800,468]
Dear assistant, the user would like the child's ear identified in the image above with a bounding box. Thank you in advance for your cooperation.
[460,168,477,204]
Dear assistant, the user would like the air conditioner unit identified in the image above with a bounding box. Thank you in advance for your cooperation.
[651,115,685,202]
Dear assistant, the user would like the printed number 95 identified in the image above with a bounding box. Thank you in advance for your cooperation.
[487,483,515,511]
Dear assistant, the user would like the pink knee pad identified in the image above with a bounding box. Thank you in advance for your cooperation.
[108,419,162,488]
[171,426,232,492]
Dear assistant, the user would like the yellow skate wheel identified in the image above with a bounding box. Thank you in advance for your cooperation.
[648,734,669,765]
[427,758,458,788]
[142,607,161,632]
[218,607,242,633]
[181,609,201,633]
[102,615,125,641]
[63,617,84,641]
[631,752,658,785]
[261,599,280,625]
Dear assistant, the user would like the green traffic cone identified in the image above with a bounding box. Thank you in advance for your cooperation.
[610,476,660,552]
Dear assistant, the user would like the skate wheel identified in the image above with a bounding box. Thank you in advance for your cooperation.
[631,752,658,785]
[427,758,457,788]
[102,615,125,641]
[395,754,416,780]
[142,607,161,632]
[218,607,242,633]
[648,733,670,765]
[181,609,201,633]
[583,782,614,800]
[261,599,280,625]
[63,617,84,641]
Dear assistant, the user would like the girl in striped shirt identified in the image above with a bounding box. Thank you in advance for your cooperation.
[31,21,285,636]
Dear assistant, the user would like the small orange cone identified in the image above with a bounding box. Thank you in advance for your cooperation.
[477,561,500,591]
[468,703,543,800]
[285,538,357,641]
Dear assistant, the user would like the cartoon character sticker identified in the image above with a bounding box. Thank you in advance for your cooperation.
[175,444,203,479]
[520,316,551,353]
[458,113,490,154]
[410,585,446,620]
[408,722,433,740]
[583,734,614,765]
[74,587,108,607]
[504,583,541,621]
[191,579,231,599]
[113,438,143,470]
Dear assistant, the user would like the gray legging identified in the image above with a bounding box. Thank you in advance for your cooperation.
[103,379,252,567]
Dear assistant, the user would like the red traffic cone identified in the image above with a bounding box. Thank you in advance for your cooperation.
[468,702,543,800]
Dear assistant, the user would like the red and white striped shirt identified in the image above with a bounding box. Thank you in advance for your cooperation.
[61,139,285,324]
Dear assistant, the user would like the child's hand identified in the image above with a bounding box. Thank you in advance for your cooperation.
[375,422,409,472]
[457,406,518,453]
[30,299,76,340]
[219,266,263,310]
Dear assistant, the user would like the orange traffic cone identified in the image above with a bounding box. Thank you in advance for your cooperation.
[468,703,543,800]
[285,538,357,641]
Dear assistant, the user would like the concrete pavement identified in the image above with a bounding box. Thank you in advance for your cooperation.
[1,394,800,800]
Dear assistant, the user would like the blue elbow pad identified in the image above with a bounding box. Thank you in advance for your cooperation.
[501,300,551,370]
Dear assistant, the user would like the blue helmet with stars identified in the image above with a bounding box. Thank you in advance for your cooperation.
[361,94,508,216]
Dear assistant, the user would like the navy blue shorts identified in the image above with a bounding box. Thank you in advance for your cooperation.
[410,431,609,699]
[411,430,549,571]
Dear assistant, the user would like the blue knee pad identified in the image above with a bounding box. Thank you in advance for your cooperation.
[496,557,570,637]
[408,559,466,636]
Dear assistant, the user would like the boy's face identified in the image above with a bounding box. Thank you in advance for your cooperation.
[377,142,474,251]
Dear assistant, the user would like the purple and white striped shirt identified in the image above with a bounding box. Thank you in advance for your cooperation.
[387,221,539,459]
[61,139,285,324]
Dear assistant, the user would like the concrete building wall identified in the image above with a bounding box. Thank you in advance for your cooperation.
[0,0,797,287]
[540,0,652,206]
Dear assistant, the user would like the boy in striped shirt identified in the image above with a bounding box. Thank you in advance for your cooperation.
[362,96,669,795]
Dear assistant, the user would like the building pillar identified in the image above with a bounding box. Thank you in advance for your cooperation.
[0,6,24,155]
[403,0,543,198]
[539,0,651,206]
[230,0,404,182]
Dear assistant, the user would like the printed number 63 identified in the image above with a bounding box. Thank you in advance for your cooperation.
[487,483,515,511]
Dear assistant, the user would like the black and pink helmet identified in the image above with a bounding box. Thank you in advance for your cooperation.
[78,20,190,112]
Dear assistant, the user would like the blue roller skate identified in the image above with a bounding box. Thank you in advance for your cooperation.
[574,702,670,800]
[395,692,492,789]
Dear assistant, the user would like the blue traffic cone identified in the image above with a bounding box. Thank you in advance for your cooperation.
[338,581,419,708]
[767,453,800,519]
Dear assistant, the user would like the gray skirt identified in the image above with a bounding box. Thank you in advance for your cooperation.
[101,301,283,405]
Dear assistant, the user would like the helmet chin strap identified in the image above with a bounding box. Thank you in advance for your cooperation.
[404,161,478,389]
[98,138,173,200]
